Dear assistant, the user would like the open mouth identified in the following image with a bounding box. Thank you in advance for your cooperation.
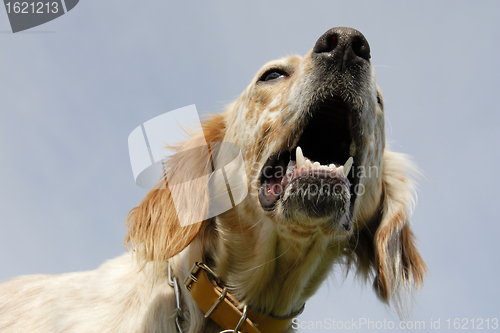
[258,97,358,217]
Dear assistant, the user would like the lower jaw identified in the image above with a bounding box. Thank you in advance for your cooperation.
[274,207,353,241]
[260,172,352,206]
[259,184,353,233]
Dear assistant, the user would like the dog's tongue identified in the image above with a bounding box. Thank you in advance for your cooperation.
[261,168,288,203]
[259,160,293,205]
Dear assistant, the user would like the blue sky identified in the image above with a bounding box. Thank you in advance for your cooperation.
[1,1,499,332]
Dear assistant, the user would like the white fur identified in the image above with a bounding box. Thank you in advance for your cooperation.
[0,28,425,333]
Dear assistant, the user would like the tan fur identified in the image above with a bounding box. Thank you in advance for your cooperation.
[125,114,226,263]
[0,28,425,333]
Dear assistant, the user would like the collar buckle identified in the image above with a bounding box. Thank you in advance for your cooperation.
[219,305,248,333]
[184,262,220,291]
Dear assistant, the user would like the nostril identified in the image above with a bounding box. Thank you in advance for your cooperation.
[313,33,340,54]
[352,38,361,54]
[331,35,338,51]
[352,37,370,61]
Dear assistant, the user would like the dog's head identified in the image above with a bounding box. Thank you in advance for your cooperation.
[224,27,382,239]
[126,27,425,311]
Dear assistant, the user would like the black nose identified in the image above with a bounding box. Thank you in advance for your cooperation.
[313,27,371,66]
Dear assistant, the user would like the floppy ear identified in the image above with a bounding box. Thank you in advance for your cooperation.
[349,150,426,310]
[372,150,426,307]
[125,113,226,262]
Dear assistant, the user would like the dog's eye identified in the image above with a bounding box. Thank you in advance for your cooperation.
[258,69,288,82]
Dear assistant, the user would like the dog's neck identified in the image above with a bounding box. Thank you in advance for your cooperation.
[202,213,344,317]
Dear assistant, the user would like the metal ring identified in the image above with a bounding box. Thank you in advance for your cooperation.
[233,305,247,333]
[167,261,184,333]
[167,261,175,287]
[204,287,227,318]
[197,262,221,284]
[173,276,182,317]
[217,305,247,333]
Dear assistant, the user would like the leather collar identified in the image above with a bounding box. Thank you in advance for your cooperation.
[183,239,304,333]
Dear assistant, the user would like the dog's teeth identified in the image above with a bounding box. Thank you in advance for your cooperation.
[349,141,356,156]
[343,157,353,176]
[337,165,344,174]
[313,162,320,168]
[296,146,304,169]
[329,164,335,169]
[305,159,312,169]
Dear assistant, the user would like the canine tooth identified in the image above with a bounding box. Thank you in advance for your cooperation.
[349,141,356,156]
[343,157,353,176]
[296,146,304,169]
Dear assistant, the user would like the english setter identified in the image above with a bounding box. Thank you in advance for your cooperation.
[0,27,426,333]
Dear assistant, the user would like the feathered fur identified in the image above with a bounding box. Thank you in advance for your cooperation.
[0,27,425,333]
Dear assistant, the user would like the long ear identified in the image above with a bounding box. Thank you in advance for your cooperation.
[373,150,426,308]
[125,113,226,262]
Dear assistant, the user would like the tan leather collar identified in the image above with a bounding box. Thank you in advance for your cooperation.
[183,239,304,333]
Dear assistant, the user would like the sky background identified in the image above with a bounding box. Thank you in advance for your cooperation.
[1,1,499,332]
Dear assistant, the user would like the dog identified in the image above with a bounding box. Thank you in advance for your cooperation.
[0,27,426,333]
